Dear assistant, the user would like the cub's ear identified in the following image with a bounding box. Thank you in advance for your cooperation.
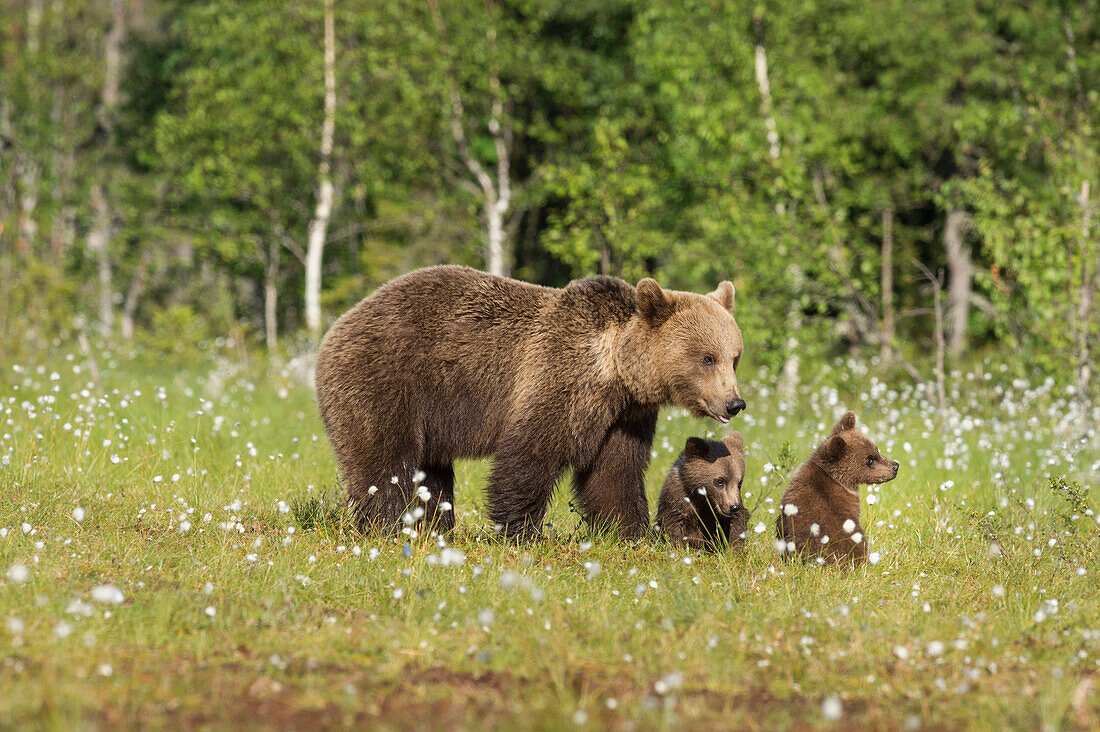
[830,411,856,435]
[818,435,846,463]
[721,431,744,454]
[707,280,736,314]
[636,278,676,325]
[684,437,710,461]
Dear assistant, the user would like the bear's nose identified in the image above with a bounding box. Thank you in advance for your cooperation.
[725,398,746,417]
[892,461,900,474]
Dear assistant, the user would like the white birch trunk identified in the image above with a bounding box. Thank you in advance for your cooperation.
[429,0,511,277]
[944,209,972,355]
[1074,181,1096,396]
[265,237,279,351]
[752,14,783,216]
[304,0,336,335]
[88,184,113,337]
[881,209,895,360]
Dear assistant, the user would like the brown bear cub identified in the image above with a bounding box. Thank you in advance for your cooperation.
[657,433,750,551]
[775,412,898,565]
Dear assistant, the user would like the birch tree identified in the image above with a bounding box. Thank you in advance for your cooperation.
[427,0,514,277]
[304,0,336,336]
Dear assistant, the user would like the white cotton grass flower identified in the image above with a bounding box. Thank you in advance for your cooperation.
[205,606,217,617]
[654,671,683,695]
[851,532,863,544]
[54,621,74,639]
[821,696,843,721]
[927,640,945,657]
[367,486,378,496]
[843,519,856,534]
[72,507,85,522]
[774,539,788,553]
[783,503,798,517]
[753,521,766,534]
[866,494,878,505]
[809,523,820,537]
[91,584,125,605]
[867,551,881,565]
[6,563,30,585]
[6,617,25,635]
[439,548,465,567]
[439,501,453,512]
[584,561,601,580]
[413,470,427,484]
[894,645,910,660]
[277,500,290,514]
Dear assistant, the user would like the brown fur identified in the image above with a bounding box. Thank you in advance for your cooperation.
[775,412,899,564]
[656,433,749,551]
[315,265,744,540]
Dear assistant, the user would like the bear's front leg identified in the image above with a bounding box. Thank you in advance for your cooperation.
[486,424,568,541]
[571,407,657,539]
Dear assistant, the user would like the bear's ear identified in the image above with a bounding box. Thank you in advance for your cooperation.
[707,280,736,314]
[818,435,846,463]
[636,278,676,326]
[721,431,744,454]
[684,437,710,461]
[830,411,856,435]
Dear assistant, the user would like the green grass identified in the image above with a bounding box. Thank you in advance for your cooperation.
[1,345,1098,729]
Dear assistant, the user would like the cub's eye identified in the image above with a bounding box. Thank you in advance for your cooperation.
[714,478,725,488]
[733,354,741,369]
[701,355,715,367]
[737,477,743,490]
[865,455,875,467]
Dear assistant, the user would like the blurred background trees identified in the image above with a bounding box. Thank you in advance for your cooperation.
[1,0,1097,391]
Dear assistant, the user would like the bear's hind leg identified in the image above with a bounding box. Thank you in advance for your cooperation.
[344,452,420,536]
[418,464,457,536]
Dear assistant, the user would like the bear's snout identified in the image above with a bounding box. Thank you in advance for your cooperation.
[891,460,900,475]
[725,398,746,417]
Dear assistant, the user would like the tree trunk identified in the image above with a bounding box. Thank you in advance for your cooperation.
[304,0,336,336]
[752,13,784,216]
[120,253,150,340]
[265,237,279,350]
[88,184,113,337]
[1074,181,1096,397]
[428,0,512,277]
[880,209,895,360]
[944,209,972,356]
[486,196,505,277]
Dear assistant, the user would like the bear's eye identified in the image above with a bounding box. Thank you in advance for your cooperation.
[701,355,715,367]
[865,455,875,467]
[733,354,741,369]
[714,477,725,488]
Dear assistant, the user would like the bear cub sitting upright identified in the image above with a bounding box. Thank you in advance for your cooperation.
[776,411,898,565]
[656,432,750,551]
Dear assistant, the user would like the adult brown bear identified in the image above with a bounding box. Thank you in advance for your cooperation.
[315,265,745,540]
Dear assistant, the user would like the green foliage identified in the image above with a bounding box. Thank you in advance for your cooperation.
[1,0,1099,389]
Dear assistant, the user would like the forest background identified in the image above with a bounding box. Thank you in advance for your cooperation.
[2,0,1099,394]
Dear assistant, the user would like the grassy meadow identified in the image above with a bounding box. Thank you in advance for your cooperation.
[1,344,1098,729]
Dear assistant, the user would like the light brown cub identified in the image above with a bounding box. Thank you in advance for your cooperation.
[775,412,898,565]
[656,433,749,551]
